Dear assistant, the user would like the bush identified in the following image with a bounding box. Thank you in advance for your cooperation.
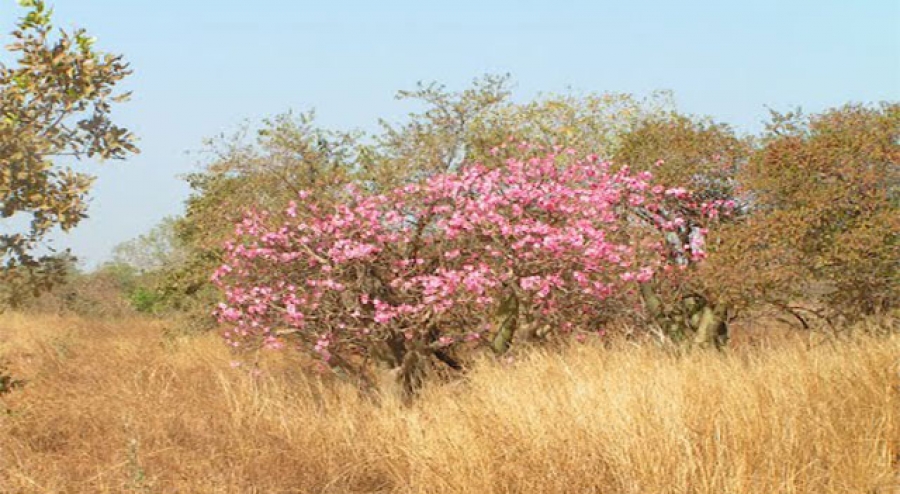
[17,264,138,319]
[128,287,165,314]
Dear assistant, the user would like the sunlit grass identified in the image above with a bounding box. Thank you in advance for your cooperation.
[0,312,897,493]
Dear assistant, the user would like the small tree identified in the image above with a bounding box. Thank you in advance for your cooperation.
[213,148,724,396]
[0,0,137,305]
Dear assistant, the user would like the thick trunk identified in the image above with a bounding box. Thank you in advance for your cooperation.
[692,304,729,349]
[641,283,729,349]
[396,348,424,402]
[491,290,520,354]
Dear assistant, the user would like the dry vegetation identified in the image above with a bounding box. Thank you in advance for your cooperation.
[0,313,897,493]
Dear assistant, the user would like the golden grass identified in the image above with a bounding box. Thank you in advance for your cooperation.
[0,312,897,493]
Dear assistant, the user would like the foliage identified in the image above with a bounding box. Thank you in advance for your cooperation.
[106,216,189,314]
[147,112,361,325]
[10,260,139,318]
[126,286,164,314]
[212,148,726,392]
[111,216,187,273]
[613,104,899,332]
[0,0,136,304]
[179,112,359,255]
[358,74,513,190]
[614,112,748,202]
[362,74,674,190]
[0,251,75,309]
[732,103,899,318]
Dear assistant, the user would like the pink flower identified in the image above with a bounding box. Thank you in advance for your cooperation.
[213,144,707,367]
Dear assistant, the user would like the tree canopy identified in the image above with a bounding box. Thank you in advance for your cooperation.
[0,0,136,305]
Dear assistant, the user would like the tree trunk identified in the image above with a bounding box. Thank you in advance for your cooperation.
[641,283,729,349]
[641,283,688,342]
[692,304,729,349]
[491,290,520,354]
[396,348,424,403]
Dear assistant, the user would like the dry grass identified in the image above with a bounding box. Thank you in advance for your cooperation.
[0,312,897,493]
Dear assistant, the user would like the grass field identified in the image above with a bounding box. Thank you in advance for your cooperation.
[0,312,897,493]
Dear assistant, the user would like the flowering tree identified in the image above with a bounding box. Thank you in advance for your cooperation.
[171,77,673,329]
[213,148,722,394]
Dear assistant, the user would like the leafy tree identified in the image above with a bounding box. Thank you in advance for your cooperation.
[111,216,187,273]
[0,0,137,304]
[362,74,673,190]
[615,103,900,337]
[359,74,513,190]
[154,112,359,325]
[733,104,899,319]
[179,111,358,255]
[614,104,899,337]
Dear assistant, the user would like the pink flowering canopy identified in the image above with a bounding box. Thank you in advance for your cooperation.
[212,147,722,370]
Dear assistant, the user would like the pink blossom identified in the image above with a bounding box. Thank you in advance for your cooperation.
[211,145,713,365]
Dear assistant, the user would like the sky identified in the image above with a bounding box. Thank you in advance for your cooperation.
[4,0,899,268]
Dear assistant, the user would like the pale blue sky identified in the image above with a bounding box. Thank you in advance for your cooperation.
[5,0,899,267]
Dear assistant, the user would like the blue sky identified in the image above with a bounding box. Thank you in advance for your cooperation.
[5,0,899,267]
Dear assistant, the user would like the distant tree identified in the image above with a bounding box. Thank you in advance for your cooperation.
[111,216,187,273]
[106,216,194,315]
[8,258,144,317]
[0,0,137,305]
[0,251,76,309]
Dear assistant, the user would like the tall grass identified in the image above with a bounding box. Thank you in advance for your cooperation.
[0,312,897,493]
